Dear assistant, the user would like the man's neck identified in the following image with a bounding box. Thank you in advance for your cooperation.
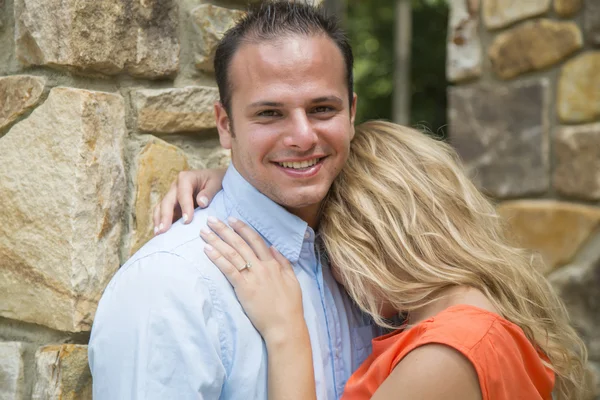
[287,202,322,230]
[226,164,322,229]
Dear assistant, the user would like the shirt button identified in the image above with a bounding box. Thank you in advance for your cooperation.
[304,231,310,239]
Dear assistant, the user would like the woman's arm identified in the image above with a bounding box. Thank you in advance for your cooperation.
[372,344,482,400]
[265,324,315,400]
[201,217,317,400]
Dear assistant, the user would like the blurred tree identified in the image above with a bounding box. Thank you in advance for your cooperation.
[394,0,412,125]
[346,0,449,134]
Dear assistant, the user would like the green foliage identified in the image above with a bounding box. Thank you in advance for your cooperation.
[346,0,449,134]
[346,0,395,122]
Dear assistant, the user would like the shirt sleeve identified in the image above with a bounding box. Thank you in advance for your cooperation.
[88,251,227,400]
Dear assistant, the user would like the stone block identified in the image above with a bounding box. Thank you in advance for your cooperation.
[0,87,126,332]
[447,0,482,83]
[557,52,600,123]
[15,0,179,78]
[0,0,5,30]
[173,140,231,171]
[0,75,45,131]
[554,123,600,200]
[191,4,245,73]
[32,345,91,400]
[0,342,25,400]
[448,79,549,198]
[483,0,550,30]
[586,362,600,400]
[585,0,600,45]
[131,139,189,254]
[554,0,583,17]
[498,200,600,275]
[549,250,600,361]
[134,86,219,134]
[489,19,582,79]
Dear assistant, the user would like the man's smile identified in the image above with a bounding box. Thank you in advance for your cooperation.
[272,156,327,178]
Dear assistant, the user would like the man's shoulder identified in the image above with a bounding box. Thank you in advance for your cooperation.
[101,246,214,311]
[106,200,231,298]
[92,204,237,335]
[131,202,217,260]
[128,194,229,268]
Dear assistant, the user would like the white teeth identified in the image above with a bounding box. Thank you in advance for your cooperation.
[278,158,320,169]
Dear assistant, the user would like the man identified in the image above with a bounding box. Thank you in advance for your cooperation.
[88,2,376,399]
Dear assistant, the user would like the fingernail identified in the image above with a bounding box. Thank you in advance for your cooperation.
[199,196,208,207]
[204,244,214,252]
[154,226,159,235]
[227,216,238,225]
[183,213,188,223]
[200,227,211,235]
[207,216,218,224]
[159,223,164,231]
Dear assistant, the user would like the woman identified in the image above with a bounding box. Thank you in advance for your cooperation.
[155,121,587,399]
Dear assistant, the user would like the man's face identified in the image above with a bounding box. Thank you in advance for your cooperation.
[215,35,357,226]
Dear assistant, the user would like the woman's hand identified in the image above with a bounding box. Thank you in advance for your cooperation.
[202,217,316,400]
[201,216,305,345]
[153,168,226,235]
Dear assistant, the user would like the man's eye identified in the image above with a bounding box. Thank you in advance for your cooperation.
[258,110,279,117]
[313,106,334,113]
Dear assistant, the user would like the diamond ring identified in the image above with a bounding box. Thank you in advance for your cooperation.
[238,261,252,272]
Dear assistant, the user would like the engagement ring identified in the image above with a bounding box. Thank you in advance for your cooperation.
[239,262,252,271]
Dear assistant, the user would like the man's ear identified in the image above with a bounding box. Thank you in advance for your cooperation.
[215,102,233,149]
[349,93,358,140]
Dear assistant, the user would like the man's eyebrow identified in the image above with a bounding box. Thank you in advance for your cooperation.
[248,101,285,109]
[311,96,343,104]
[247,96,344,109]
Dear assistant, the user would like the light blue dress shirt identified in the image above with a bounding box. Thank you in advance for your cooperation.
[89,166,377,399]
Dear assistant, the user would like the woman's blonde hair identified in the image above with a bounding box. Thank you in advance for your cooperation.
[320,120,587,399]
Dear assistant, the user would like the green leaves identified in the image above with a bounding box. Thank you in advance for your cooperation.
[347,0,448,134]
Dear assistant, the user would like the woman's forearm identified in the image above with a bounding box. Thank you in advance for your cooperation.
[265,324,317,400]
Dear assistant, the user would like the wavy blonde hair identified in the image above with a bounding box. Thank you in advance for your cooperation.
[320,121,587,399]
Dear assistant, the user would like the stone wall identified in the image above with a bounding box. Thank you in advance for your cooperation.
[0,0,258,397]
[448,0,600,398]
[2,0,597,398]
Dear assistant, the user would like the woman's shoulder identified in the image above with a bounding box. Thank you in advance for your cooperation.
[373,304,507,372]
[380,302,536,373]
[380,305,553,400]
[419,304,507,351]
[418,303,542,356]
[403,287,514,350]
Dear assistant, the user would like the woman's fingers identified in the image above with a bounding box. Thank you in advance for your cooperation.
[196,168,226,208]
[156,168,227,234]
[175,171,199,224]
[152,204,161,233]
[200,226,250,272]
[227,217,273,261]
[204,244,244,288]
[206,217,262,265]
[155,182,181,235]
[270,246,294,272]
[201,217,295,284]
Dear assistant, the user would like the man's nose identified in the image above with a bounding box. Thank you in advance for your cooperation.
[283,112,318,150]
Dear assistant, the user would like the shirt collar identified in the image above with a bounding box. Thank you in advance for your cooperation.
[222,165,309,264]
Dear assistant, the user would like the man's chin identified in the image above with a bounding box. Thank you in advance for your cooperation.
[275,191,328,219]
[278,190,328,208]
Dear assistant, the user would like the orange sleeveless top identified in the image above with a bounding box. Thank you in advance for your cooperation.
[342,305,555,400]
